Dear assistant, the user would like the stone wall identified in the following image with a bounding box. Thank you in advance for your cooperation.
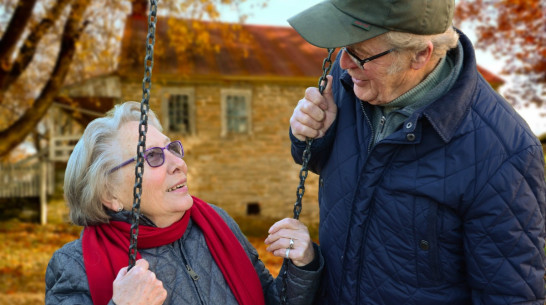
[120,80,321,225]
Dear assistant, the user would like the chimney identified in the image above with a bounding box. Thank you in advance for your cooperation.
[131,0,148,19]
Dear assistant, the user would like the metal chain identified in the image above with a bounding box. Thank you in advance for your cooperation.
[128,0,158,270]
[280,48,335,304]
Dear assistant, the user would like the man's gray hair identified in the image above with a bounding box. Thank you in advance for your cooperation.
[64,101,162,226]
[383,26,459,74]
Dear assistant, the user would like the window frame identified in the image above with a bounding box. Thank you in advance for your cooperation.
[161,87,196,135]
[220,88,252,137]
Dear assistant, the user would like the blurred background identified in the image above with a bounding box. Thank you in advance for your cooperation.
[0,0,544,304]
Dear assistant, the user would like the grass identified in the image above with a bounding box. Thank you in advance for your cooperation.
[0,199,317,305]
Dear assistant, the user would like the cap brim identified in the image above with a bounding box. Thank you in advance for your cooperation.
[287,1,388,48]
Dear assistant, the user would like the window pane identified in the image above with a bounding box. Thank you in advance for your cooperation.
[168,94,190,134]
[227,95,248,133]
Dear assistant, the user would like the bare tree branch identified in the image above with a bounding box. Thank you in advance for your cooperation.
[0,0,38,70]
[0,0,91,157]
[0,0,73,96]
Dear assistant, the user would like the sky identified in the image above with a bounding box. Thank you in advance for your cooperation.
[218,0,546,136]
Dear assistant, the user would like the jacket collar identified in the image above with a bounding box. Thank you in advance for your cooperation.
[340,29,479,143]
[421,30,478,143]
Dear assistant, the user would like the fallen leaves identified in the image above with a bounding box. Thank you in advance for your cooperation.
[0,219,284,302]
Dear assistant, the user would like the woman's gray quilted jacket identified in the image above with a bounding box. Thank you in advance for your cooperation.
[45,205,323,304]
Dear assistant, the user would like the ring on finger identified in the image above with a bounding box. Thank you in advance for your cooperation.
[285,248,291,259]
[289,238,294,249]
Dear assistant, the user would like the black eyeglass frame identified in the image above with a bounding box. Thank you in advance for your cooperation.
[342,47,396,70]
[109,140,184,174]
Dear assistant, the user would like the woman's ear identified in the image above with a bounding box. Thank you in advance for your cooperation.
[101,193,123,212]
[411,41,434,70]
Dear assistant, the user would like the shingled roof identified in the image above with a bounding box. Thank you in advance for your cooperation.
[117,16,335,82]
[117,13,503,86]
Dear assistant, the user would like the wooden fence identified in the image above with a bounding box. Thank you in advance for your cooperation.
[0,159,52,224]
[0,162,41,198]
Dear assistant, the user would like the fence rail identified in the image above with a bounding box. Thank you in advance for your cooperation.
[0,162,41,198]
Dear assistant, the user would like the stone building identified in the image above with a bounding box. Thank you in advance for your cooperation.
[50,3,505,226]
[56,5,333,224]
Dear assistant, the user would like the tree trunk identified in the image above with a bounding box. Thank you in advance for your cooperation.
[0,0,72,102]
[0,0,38,68]
[0,0,91,157]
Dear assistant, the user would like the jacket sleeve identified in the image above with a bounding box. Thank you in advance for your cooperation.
[290,122,336,175]
[464,145,546,304]
[261,243,323,305]
[45,241,116,305]
[212,205,324,305]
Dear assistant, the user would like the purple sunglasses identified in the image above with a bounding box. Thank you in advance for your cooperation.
[109,140,184,173]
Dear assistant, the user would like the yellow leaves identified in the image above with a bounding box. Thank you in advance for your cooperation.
[204,3,220,19]
[248,236,282,277]
[0,218,283,297]
[0,220,80,294]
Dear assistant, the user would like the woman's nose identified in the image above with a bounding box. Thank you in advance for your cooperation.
[166,150,186,174]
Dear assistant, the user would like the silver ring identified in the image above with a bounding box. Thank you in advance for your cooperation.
[289,238,294,249]
[285,248,291,259]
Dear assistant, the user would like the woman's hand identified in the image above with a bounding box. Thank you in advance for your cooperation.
[265,218,315,267]
[112,259,167,305]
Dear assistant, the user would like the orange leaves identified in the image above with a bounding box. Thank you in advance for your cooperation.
[0,218,284,301]
[0,221,80,295]
[248,236,282,277]
[455,0,545,105]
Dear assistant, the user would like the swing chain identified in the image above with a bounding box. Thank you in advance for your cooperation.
[128,0,158,270]
[280,48,335,305]
[292,47,334,221]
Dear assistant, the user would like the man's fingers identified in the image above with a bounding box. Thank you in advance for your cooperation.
[295,108,324,130]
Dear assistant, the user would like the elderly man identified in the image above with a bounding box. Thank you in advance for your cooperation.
[288,0,546,304]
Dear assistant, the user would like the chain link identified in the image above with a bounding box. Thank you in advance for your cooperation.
[280,48,335,304]
[128,0,158,270]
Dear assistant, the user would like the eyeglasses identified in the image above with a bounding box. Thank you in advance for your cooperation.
[109,140,184,173]
[342,47,395,70]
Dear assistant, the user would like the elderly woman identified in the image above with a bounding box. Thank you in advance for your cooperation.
[45,101,323,305]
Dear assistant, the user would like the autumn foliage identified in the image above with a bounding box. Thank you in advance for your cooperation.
[0,0,262,159]
[454,0,546,105]
[0,199,285,305]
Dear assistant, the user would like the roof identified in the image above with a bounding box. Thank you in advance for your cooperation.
[476,66,504,86]
[118,17,337,82]
[117,15,504,86]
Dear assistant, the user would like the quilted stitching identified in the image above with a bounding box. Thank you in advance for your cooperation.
[45,205,324,305]
[295,32,546,305]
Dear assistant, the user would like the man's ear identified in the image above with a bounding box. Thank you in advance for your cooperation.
[411,41,434,70]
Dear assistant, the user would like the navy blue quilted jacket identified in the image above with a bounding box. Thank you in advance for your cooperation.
[290,31,546,304]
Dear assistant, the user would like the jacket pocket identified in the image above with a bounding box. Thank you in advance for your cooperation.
[416,200,443,284]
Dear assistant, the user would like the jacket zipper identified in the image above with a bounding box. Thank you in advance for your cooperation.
[186,264,200,280]
[379,115,386,133]
[360,100,374,153]
[171,243,205,304]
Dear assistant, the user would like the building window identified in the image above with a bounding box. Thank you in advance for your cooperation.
[161,88,195,135]
[246,202,261,215]
[168,95,190,133]
[221,89,252,136]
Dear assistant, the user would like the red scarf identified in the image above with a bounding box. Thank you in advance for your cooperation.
[82,196,265,305]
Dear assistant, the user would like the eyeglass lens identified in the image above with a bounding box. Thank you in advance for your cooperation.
[145,141,184,167]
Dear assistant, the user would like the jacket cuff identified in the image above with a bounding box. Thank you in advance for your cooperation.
[289,123,337,154]
[295,243,321,272]
[288,243,324,276]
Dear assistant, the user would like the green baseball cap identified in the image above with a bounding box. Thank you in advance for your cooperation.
[288,0,454,48]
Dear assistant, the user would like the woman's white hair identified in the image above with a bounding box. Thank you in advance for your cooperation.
[382,26,459,74]
[64,101,162,226]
